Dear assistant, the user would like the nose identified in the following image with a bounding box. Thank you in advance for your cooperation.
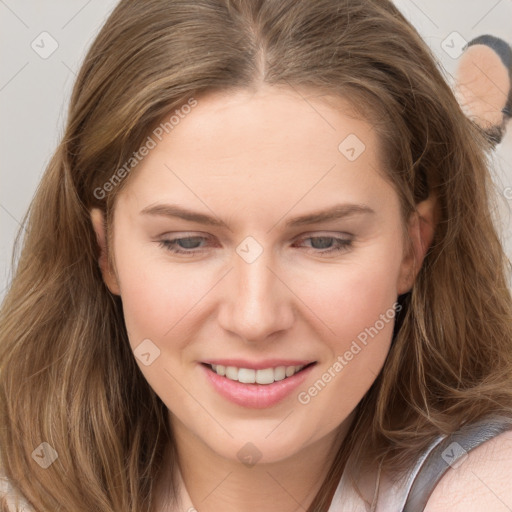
[217,248,295,343]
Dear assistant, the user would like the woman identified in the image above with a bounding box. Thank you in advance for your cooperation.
[1,0,512,511]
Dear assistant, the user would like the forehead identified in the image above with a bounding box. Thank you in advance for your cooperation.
[164,86,376,160]
[116,85,398,223]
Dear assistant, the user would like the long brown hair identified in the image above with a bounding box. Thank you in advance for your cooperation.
[1,0,512,510]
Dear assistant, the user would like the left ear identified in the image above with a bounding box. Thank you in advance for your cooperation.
[397,194,437,295]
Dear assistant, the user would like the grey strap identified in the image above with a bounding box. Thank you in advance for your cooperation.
[402,415,512,512]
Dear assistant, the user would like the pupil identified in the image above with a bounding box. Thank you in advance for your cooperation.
[179,237,201,249]
[312,237,332,249]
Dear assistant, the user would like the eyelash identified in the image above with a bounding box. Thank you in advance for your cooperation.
[158,234,353,257]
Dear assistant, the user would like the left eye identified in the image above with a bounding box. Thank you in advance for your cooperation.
[158,235,353,256]
[296,236,352,254]
[159,236,208,255]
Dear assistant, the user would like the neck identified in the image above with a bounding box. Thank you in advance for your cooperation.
[157,413,355,512]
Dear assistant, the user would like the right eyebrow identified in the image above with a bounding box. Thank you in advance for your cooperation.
[140,204,226,227]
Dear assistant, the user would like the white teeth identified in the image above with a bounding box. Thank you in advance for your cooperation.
[256,368,274,385]
[274,366,286,381]
[210,364,307,384]
[225,366,239,380]
[238,368,256,383]
[285,366,296,377]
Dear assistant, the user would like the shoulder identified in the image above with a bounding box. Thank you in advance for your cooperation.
[424,429,512,512]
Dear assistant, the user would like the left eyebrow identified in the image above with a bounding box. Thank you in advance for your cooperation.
[283,203,375,228]
[139,202,375,228]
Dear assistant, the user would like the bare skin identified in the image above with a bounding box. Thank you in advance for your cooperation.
[91,85,434,511]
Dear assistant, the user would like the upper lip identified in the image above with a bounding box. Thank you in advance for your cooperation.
[201,359,316,370]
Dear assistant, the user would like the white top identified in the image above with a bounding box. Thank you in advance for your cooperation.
[0,435,446,512]
[328,434,446,511]
[0,474,31,512]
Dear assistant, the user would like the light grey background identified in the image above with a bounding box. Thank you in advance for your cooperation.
[1,0,511,303]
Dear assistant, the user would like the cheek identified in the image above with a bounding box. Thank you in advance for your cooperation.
[112,239,211,349]
[292,250,401,431]
[115,235,402,342]
[111,227,402,447]
[292,242,403,346]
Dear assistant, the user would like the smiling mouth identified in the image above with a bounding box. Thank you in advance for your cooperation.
[202,362,317,385]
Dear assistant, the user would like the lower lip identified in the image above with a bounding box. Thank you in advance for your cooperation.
[201,363,316,409]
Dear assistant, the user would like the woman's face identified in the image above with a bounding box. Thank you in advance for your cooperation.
[93,85,420,465]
